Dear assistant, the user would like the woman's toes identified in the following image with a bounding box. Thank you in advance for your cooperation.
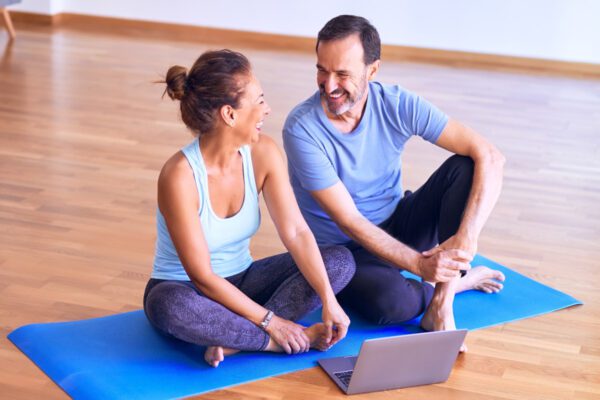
[205,346,224,368]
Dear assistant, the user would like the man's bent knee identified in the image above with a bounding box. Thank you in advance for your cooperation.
[445,155,474,179]
[368,294,426,325]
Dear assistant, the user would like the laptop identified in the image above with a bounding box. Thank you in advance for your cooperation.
[318,329,467,395]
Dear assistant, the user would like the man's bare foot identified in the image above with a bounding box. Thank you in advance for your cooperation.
[304,323,332,351]
[457,266,505,294]
[421,303,467,353]
[204,346,239,368]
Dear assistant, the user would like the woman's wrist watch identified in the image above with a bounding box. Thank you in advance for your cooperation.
[259,310,274,331]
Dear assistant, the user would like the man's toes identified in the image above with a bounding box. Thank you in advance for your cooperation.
[493,271,506,281]
[481,280,503,293]
[480,285,493,293]
[487,280,504,291]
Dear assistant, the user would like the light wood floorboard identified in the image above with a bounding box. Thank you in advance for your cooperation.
[0,23,599,399]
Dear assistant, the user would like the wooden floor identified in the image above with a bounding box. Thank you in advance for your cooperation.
[1,22,599,400]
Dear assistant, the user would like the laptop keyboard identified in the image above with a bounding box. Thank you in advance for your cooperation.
[334,370,353,387]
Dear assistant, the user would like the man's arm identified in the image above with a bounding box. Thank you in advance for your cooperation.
[431,118,505,256]
[310,181,471,282]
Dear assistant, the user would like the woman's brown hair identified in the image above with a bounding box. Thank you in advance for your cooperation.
[164,49,251,136]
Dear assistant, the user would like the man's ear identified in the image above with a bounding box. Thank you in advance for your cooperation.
[219,104,236,128]
[367,60,380,81]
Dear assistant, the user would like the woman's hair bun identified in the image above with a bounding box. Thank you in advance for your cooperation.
[161,50,251,136]
[164,65,188,101]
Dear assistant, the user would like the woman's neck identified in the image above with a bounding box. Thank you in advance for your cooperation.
[199,130,241,171]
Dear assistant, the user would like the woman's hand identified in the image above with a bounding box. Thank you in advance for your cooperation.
[265,315,310,354]
[321,299,351,348]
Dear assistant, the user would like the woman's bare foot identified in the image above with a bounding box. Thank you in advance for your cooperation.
[204,321,337,366]
[204,346,239,368]
[304,323,332,351]
[263,322,335,353]
[457,266,505,294]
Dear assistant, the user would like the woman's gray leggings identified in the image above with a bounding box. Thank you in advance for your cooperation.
[143,246,355,351]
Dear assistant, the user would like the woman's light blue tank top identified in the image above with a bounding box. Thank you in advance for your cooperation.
[151,138,261,280]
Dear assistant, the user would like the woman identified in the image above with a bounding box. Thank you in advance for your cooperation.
[144,49,356,367]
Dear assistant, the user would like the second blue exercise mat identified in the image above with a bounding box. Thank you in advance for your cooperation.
[8,255,582,400]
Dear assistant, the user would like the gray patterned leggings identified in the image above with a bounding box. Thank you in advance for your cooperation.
[143,246,355,351]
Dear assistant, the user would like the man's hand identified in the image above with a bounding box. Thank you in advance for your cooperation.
[417,248,472,282]
[265,315,310,354]
[321,299,350,349]
[420,233,478,280]
[429,233,478,261]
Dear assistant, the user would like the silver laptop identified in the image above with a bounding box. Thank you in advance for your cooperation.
[318,329,467,395]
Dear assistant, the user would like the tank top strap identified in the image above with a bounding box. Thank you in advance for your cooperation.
[180,137,207,214]
[239,145,258,197]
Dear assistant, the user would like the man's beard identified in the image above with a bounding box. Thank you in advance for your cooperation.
[320,74,368,116]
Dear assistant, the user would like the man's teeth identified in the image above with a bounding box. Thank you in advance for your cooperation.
[256,121,264,129]
[329,92,343,99]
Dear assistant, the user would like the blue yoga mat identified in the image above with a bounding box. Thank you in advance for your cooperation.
[9,255,581,400]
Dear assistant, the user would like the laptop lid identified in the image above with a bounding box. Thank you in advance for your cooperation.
[346,329,467,395]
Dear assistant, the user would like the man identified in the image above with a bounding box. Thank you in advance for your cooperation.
[282,15,506,343]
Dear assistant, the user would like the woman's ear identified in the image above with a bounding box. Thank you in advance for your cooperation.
[219,104,236,128]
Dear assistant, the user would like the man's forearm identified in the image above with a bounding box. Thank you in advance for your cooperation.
[339,215,422,275]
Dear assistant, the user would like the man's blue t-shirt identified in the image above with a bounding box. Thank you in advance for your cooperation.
[283,81,448,246]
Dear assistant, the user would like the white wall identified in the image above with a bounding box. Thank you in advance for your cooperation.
[11,0,53,14]
[10,0,600,64]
